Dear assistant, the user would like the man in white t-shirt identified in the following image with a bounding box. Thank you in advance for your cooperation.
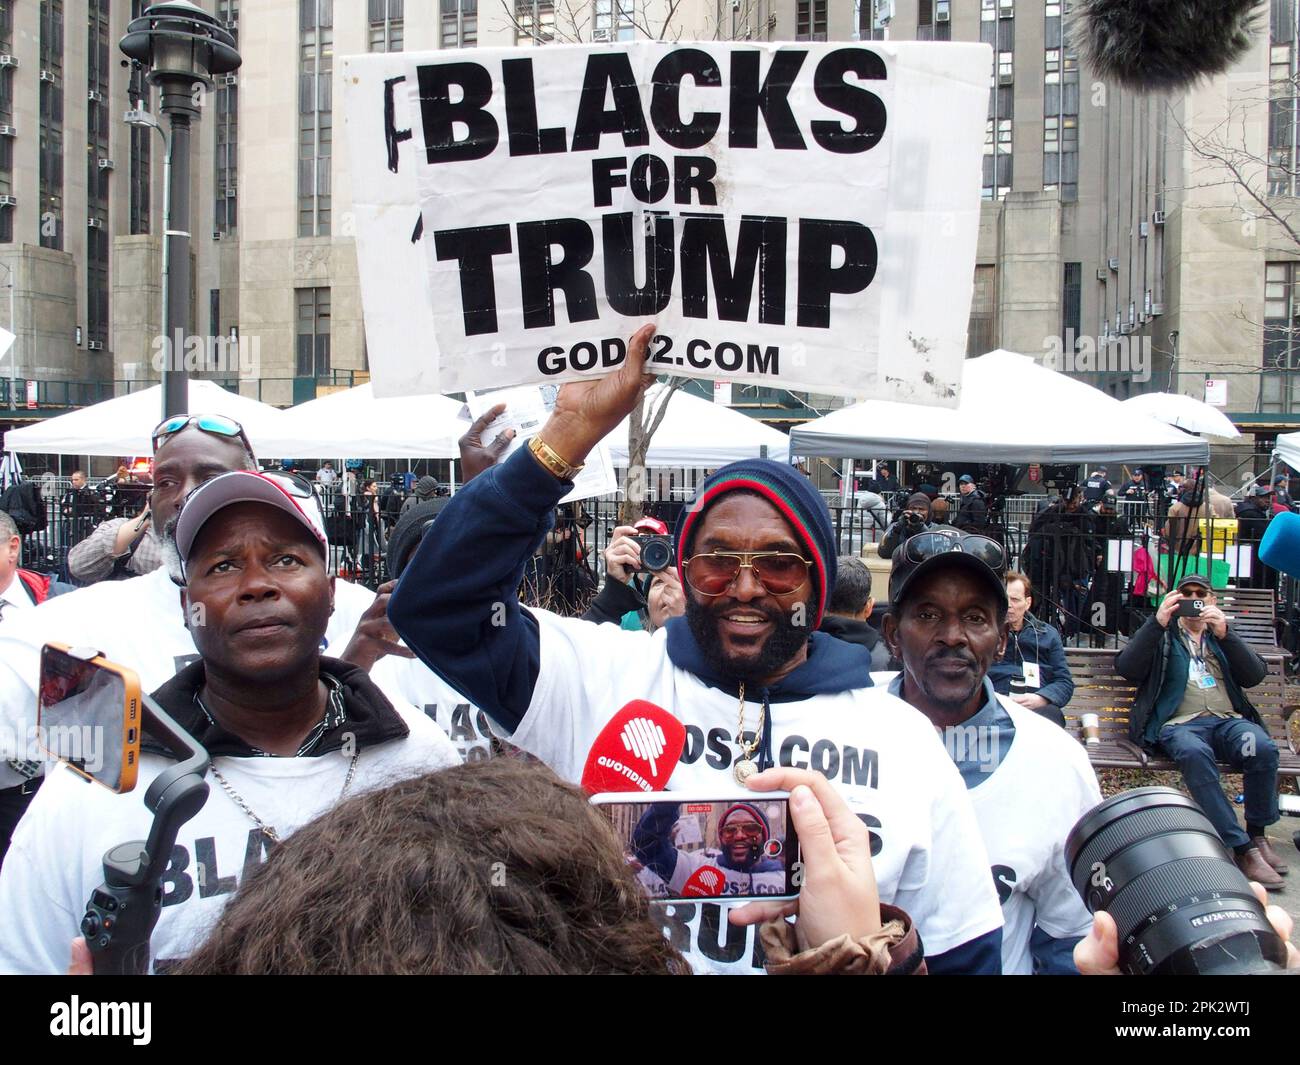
[0,469,458,973]
[877,528,1101,974]
[390,326,1004,975]
[0,417,453,868]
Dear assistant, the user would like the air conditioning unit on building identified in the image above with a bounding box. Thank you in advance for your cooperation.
[87,340,104,351]
[97,158,113,170]
[221,74,237,86]
[0,125,16,138]
[1095,268,1106,281]
[997,71,1014,85]
[1152,210,1167,226]
[87,217,103,229]
[0,55,18,68]
[1119,322,1134,335]
[0,196,17,208]
[213,229,222,241]
[592,28,611,41]
[1151,301,1165,316]
[87,89,104,102]
[937,1,951,21]
[1107,256,1120,271]
[39,69,54,83]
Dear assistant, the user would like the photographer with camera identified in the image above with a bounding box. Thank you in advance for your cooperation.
[877,493,934,560]
[1114,574,1286,887]
[583,518,684,631]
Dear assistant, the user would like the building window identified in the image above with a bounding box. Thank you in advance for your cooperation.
[982,0,1014,199]
[87,0,110,346]
[1043,0,1079,201]
[796,0,827,41]
[1270,0,1300,196]
[935,0,952,40]
[1263,261,1300,412]
[858,0,886,39]
[299,0,332,237]
[296,287,331,378]
[968,265,997,355]
[918,0,933,41]
[214,0,239,236]
[593,0,635,42]
[0,0,12,239]
[369,0,404,51]
[514,0,554,44]
[1062,262,1082,345]
[442,0,478,48]
[128,2,151,236]
[39,0,64,251]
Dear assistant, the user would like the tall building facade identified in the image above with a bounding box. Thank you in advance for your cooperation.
[0,0,1292,480]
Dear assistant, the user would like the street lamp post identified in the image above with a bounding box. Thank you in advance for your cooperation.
[120,1,240,421]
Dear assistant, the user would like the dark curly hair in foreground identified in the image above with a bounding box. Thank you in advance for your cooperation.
[176,760,691,975]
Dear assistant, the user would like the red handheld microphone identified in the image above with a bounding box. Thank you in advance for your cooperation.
[681,865,726,898]
[581,700,685,795]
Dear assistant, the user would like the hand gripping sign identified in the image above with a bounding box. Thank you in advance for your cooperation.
[343,41,990,402]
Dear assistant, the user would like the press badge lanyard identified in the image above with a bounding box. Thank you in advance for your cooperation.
[1185,630,1217,691]
[1012,626,1041,689]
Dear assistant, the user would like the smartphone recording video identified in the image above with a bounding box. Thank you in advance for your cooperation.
[38,643,142,793]
[1176,598,1206,618]
[592,793,799,902]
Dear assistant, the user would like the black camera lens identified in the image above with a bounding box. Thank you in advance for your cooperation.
[1065,787,1287,975]
[640,536,672,573]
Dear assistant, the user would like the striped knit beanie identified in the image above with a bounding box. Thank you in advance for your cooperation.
[674,458,836,627]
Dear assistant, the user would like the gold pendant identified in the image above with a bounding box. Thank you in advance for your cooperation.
[733,758,757,785]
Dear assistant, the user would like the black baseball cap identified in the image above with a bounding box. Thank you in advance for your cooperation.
[1251,484,1273,497]
[888,533,1008,612]
[1176,572,1212,593]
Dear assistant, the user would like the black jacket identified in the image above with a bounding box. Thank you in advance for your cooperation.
[878,516,935,559]
[581,577,648,627]
[1234,499,1271,543]
[818,614,892,671]
[953,490,988,530]
[1113,617,1268,749]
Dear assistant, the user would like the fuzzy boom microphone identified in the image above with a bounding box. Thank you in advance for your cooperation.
[1072,0,1263,92]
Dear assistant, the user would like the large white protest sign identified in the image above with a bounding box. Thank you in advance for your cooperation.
[345,42,989,404]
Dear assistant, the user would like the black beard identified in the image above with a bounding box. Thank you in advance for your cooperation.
[685,595,813,686]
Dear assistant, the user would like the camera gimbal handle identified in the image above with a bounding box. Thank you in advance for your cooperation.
[82,691,210,976]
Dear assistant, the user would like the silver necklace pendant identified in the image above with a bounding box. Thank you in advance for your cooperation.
[733,757,757,785]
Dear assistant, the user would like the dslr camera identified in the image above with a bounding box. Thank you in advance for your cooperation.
[632,517,673,574]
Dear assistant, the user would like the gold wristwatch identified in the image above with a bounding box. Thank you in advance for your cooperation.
[528,435,585,481]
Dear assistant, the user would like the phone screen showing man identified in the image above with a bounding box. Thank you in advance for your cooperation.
[595,797,798,901]
[37,647,133,791]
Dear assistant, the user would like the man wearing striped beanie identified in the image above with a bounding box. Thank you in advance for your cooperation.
[391,325,1005,975]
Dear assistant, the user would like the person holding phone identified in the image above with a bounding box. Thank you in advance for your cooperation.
[0,470,459,973]
[1115,574,1285,887]
[390,324,1004,976]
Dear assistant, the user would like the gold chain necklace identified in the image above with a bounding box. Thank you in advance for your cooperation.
[733,681,765,784]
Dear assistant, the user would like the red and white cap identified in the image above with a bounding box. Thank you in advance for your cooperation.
[174,470,328,583]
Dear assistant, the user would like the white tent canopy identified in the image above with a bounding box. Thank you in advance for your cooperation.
[604,384,791,467]
[1120,391,1241,438]
[789,349,1211,465]
[255,383,466,459]
[1275,432,1300,474]
[3,381,288,458]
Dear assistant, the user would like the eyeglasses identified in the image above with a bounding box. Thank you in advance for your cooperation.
[682,551,812,597]
[901,529,1007,574]
[152,413,253,457]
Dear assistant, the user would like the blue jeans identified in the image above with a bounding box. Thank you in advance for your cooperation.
[1157,716,1280,849]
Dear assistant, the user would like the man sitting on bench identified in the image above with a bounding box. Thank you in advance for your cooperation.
[1115,573,1287,889]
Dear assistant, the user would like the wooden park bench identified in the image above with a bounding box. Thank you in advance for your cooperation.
[1216,587,1279,653]
[1062,646,1300,777]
